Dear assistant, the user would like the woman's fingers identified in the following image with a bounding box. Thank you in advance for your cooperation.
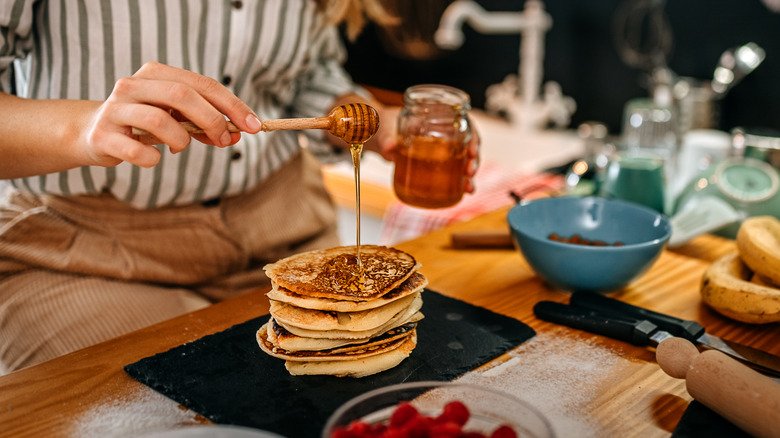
[464,158,477,193]
[111,76,237,147]
[95,132,163,168]
[87,102,187,164]
[467,128,480,159]
[464,129,481,193]
[81,62,258,168]
[190,131,241,147]
[132,62,261,134]
[464,177,476,194]
[106,102,192,152]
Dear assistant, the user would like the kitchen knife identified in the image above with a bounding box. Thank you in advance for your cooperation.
[533,301,780,378]
[568,292,780,378]
[533,301,675,347]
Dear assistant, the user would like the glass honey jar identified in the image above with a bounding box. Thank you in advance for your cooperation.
[393,84,473,209]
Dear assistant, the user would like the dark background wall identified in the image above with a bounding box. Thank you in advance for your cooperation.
[342,0,780,134]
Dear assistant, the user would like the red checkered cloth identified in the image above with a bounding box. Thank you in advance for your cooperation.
[379,162,564,244]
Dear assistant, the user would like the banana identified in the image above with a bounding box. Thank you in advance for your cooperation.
[700,252,780,324]
[736,216,780,286]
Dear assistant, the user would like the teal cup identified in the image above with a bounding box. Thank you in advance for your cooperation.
[600,152,666,213]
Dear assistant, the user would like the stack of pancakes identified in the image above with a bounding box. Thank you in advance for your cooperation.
[257,245,427,377]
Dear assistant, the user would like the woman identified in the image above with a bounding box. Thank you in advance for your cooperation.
[0,0,477,374]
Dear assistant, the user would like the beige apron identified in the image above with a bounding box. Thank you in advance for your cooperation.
[0,151,339,373]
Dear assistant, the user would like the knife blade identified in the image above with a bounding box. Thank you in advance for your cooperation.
[568,292,780,377]
[533,300,780,378]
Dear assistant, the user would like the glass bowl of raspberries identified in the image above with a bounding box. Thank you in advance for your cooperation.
[322,381,554,438]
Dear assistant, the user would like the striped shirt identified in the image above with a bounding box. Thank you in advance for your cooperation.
[0,0,362,209]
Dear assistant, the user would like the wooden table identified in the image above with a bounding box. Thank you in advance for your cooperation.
[1,209,778,437]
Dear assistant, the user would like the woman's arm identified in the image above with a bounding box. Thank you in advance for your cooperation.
[0,62,262,180]
[0,93,99,179]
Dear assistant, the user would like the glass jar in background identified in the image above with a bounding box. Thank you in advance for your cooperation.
[564,121,612,196]
[621,97,678,162]
[393,84,472,209]
[600,151,667,214]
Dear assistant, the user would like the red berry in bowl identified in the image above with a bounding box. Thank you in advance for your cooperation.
[490,424,518,438]
[382,429,410,438]
[389,402,419,428]
[405,415,435,438]
[429,421,463,437]
[437,400,470,426]
[329,397,521,438]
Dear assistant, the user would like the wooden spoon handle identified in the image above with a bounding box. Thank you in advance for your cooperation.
[261,117,332,132]
[131,116,332,144]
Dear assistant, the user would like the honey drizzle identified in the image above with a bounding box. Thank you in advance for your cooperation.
[350,142,364,271]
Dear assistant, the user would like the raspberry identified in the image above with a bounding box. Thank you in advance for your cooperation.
[490,425,518,438]
[346,420,371,437]
[429,421,462,438]
[405,415,435,438]
[389,402,419,428]
[330,428,353,438]
[371,423,387,435]
[437,400,470,426]
[330,399,507,438]
[382,428,410,438]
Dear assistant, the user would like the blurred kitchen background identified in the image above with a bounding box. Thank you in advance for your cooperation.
[323,0,780,246]
[343,0,780,133]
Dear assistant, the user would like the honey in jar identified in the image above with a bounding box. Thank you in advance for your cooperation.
[393,84,472,209]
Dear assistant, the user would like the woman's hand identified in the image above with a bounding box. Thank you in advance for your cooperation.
[82,61,262,168]
[464,127,480,194]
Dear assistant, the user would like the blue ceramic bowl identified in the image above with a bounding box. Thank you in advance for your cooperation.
[508,196,671,292]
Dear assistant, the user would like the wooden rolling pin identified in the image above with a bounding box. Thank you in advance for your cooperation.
[132,103,379,145]
[656,337,780,438]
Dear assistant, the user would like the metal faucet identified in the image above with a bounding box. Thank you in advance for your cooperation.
[434,0,575,130]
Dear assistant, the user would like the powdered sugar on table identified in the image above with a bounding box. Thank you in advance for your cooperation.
[73,386,201,437]
[456,331,624,437]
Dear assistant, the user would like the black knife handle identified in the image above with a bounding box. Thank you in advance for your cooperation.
[533,301,658,346]
[570,292,705,341]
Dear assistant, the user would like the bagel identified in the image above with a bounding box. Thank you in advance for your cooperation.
[700,252,780,324]
[736,216,780,286]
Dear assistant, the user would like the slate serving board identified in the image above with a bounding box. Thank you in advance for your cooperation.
[672,400,749,438]
[125,289,536,438]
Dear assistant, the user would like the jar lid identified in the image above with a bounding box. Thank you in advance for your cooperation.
[404,84,471,109]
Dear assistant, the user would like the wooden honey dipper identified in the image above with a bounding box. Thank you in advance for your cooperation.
[655,337,780,438]
[132,103,380,145]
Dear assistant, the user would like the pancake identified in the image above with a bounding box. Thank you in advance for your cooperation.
[266,318,365,351]
[257,321,415,361]
[284,333,417,377]
[274,295,424,340]
[270,292,419,333]
[267,272,428,312]
[268,312,424,351]
[264,245,420,301]
[259,244,426,377]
